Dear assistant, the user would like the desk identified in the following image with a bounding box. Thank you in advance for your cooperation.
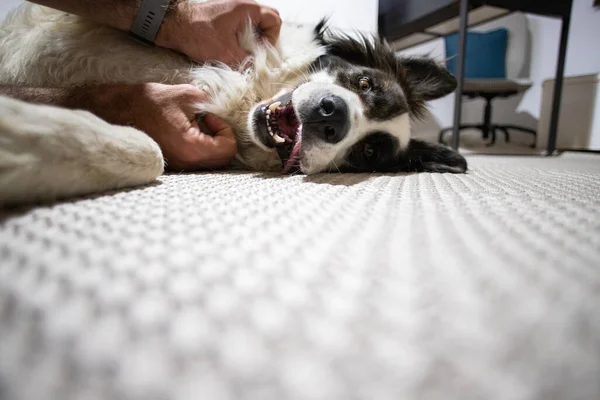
[379,0,574,154]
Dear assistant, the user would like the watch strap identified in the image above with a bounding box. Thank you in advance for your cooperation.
[129,0,171,45]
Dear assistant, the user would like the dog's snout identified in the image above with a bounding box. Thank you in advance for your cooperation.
[319,96,336,116]
[305,95,349,144]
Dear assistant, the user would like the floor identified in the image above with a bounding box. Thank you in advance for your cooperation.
[452,127,541,155]
[0,152,599,400]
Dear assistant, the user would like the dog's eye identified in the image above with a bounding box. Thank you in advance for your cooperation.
[358,77,371,93]
[364,143,376,158]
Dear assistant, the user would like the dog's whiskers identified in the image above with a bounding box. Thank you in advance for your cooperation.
[270,82,296,89]
[330,159,342,173]
[343,160,360,171]
[289,69,311,84]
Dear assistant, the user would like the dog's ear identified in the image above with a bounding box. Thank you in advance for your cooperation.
[398,58,457,101]
[314,20,382,67]
[397,58,457,117]
[395,139,467,173]
[313,22,457,119]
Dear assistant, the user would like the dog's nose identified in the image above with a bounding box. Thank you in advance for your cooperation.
[319,96,336,115]
[305,95,349,143]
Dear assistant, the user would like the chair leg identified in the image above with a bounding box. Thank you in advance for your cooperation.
[500,124,537,148]
[495,126,510,143]
[482,96,493,141]
[501,125,537,134]
[485,129,497,146]
[439,124,482,145]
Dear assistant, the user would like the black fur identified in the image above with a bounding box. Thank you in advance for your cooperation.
[397,139,468,173]
[343,137,467,174]
[344,132,401,171]
[312,20,466,174]
[314,19,457,119]
[319,55,408,121]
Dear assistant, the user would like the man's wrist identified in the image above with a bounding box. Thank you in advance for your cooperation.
[129,0,173,45]
[153,0,185,51]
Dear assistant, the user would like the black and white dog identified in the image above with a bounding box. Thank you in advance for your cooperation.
[251,21,466,175]
[0,3,466,204]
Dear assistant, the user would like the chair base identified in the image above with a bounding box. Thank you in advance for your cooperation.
[439,124,537,147]
[438,92,537,148]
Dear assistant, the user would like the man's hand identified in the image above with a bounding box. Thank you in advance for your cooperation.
[28,0,282,66]
[0,83,238,171]
[156,0,282,65]
[126,83,237,170]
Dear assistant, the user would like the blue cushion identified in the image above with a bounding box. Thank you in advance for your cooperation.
[444,28,508,79]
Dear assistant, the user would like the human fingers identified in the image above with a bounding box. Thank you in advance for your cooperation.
[195,113,238,166]
[220,41,251,66]
[256,6,281,46]
[203,113,233,137]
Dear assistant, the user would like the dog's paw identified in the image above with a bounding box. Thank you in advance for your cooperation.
[0,96,164,206]
[398,139,468,173]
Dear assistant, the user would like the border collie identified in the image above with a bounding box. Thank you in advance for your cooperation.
[0,3,466,205]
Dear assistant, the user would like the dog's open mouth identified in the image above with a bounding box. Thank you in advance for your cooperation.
[254,92,302,173]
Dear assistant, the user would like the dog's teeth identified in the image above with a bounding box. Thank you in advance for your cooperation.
[273,133,285,143]
[266,114,270,120]
[266,109,271,115]
[269,102,281,112]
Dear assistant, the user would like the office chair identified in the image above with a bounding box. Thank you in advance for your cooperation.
[439,13,536,147]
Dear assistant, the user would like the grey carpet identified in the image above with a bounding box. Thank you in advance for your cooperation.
[1,152,599,400]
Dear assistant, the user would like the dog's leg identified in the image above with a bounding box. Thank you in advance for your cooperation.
[397,139,468,173]
[0,95,164,206]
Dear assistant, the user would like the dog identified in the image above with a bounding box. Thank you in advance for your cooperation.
[0,3,467,205]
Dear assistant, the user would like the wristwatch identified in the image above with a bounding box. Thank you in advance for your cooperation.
[129,0,172,45]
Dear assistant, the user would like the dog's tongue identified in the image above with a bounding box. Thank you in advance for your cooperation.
[282,141,302,174]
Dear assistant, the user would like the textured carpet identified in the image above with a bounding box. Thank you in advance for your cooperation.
[1,152,599,400]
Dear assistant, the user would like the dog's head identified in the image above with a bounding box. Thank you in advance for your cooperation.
[243,21,466,174]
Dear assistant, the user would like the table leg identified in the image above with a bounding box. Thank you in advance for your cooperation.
[546,0,572,155]
[451,0,470,150]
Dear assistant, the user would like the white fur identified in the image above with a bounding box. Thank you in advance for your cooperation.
[292,74,411,174]
[0,2,412,204]
[0,3,327,166]
[0,3,327,204]
[0,95,164,206]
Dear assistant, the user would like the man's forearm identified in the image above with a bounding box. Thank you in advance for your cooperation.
[1,85,79,109]
[27,0,181,51]
[27,0,139,31]
[0,85,135,126]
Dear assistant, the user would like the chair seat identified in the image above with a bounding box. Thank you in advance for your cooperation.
[462,79,532,93]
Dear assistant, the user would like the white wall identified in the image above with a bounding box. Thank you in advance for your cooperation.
[400,0,600,144]
[5,0,597,145]
[0,0,378,33]
[0,0,21,19]
[260,0,377,34]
